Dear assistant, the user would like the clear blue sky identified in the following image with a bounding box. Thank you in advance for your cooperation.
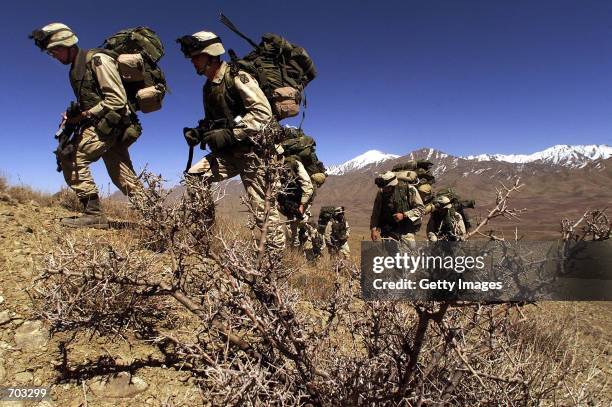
[1,0,611,192]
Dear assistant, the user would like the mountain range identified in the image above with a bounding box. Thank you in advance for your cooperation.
[120,144,610,240]
[304,144,611,239]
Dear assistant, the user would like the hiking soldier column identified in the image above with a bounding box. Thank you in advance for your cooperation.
[177,31,285,248]
[370,171,425,247]
[30,23,144,229]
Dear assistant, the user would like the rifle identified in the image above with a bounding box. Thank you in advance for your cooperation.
[54,101,82,172]
[219,12,258,49]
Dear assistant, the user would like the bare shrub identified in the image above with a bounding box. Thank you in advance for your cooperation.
[31,128,609,405]
[53,187,81,211]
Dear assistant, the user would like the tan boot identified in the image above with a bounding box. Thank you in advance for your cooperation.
[61,194,109,229]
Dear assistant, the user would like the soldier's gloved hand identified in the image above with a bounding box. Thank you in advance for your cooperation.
[203,128,236,152]
[393,213,405,222]
[183,127,203,147]
[371,228,381,241]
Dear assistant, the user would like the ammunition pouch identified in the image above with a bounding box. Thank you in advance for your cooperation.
[203,128,236,153]
[121,122,142,147]
[95,109,132,139]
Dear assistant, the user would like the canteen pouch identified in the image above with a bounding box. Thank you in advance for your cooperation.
[272,87,300,119]
[136,85,164,113]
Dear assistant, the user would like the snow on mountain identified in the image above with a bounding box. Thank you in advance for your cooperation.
[465,144,611,168]
[327,150,399,175]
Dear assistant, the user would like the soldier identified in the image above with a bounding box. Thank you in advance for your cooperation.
[323,206,351,259]
[427,195,467,242]
[177,31,285,248]
[370,171,425,247]
[278,158,315,247]
[300,221,325,262]
[30,23,143,229]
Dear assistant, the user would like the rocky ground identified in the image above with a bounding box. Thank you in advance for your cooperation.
[0,199,203,406]
[0,196,610,406]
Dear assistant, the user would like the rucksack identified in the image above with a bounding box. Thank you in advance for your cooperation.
[392,160,436,209]
[435,187,476,230]
[101,27,167,113]
[281,128,326,183]
[221,14,316,120]
[318,206,336,229]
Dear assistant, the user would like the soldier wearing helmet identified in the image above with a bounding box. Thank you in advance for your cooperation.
[29,23,142,229]
[370,171,425,246]
[427,194,467,242]
[177,30,285,249]
[323,206,351,259]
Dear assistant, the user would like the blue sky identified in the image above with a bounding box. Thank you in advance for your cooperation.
[1,0,611,192]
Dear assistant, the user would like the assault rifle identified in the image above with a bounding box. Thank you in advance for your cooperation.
[54,101,82,172]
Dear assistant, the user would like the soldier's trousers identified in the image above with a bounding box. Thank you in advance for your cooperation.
[328,241,351,259]
[288,206,311,247]
[61,126,140,200]
[382,231,417,251]
[188,144,286,249]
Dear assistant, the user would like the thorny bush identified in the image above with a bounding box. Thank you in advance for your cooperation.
[31,125,609,406]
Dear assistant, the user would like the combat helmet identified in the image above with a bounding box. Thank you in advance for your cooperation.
[30,23,78,51]
[176,31,225,58]
[433,195,453,209]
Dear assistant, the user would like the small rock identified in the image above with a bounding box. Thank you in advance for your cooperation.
[22,226,34,233]
[89,372,148,398]
[15,371,34,384]
[0,341,14,350]
[14,321,49,350]
[36,401,55,407]
[0,295,4,305]
[0,310,11,324]
[11,318,24,327]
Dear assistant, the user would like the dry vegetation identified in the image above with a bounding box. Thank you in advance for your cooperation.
[1,136,610,406]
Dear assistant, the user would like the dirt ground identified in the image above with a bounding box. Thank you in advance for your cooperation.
[0,199,610,406]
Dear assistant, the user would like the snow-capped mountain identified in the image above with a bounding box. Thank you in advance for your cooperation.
[464,144,611,168]
[327,144,611,175]
[327,150,399,175]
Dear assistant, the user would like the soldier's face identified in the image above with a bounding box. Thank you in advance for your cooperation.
[47,46,71,65]
[190,53,211,76]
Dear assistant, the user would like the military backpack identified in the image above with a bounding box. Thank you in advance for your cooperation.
[391,159,435,211]
[281,127,327,185]
[101,27,167,113]
[318,206,336,228]
[221,14,316,121]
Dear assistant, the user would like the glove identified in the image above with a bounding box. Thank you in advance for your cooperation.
[183,127,203,147]
[203,128,236,152]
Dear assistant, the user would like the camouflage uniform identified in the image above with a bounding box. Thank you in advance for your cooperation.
[31,23,142,228]
[323,209,351,259]
[371,172,425,246]
[279,159,315,247]
[63,50,141,200]
[187,61,285,248]
[301,221,325,262]
[427,204,467,242]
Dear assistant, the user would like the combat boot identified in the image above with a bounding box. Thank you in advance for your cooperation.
[61,194,109,229]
